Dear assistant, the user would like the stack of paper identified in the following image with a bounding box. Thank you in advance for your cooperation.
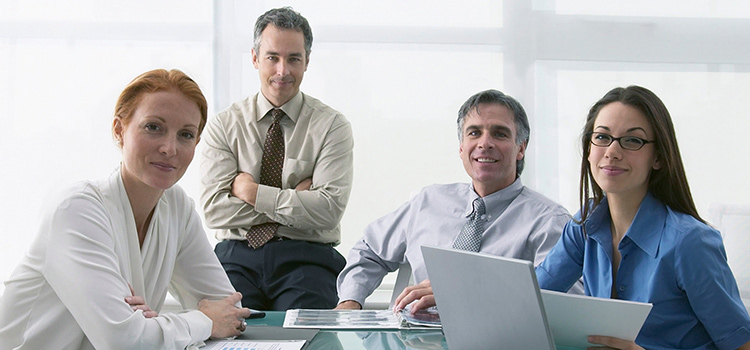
[284,307,441,330]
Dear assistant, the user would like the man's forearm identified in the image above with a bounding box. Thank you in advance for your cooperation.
[201,187,272,230]
[231,172,259,206]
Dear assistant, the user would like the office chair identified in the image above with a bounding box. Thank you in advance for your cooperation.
[708,202,750,313]
[389,262,413,309]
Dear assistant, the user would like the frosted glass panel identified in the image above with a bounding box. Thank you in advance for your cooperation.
[553,70,750,218]
[0,0,211,22]
[556,0,750,18]
[258,0,503,27]
[317,47,503,248]
[244,45,503,248]
[0,39,212,294]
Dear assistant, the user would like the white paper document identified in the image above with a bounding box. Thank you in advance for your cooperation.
[201,339,306,350]
[541,289,652,349]
[283,308,441,329]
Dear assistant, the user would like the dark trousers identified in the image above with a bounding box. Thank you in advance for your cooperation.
[215,239,346,311]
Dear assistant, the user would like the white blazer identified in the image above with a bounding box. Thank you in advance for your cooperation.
[0,168,236,349]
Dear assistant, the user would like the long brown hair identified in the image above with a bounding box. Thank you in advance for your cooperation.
[578,86,704,224]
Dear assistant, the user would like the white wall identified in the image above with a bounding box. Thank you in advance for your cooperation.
[3,0,750,299]
[0,0,215,296]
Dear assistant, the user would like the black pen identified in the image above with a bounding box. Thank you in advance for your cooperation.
[247,309,266,319]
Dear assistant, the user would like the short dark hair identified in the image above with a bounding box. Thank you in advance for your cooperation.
[254,7,312,59]
[457,89,530,176]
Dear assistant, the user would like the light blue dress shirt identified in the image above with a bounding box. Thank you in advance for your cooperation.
[537,192,750,350]
[337,179,573,306]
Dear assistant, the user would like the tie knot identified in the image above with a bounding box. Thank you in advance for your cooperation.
[271,108,285,122]
[472,197,486,218]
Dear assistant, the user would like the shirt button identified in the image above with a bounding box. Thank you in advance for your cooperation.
[619,285,626,292]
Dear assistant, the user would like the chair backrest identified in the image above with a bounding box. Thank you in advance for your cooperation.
[708,203,750,300]
[388,262,413,309]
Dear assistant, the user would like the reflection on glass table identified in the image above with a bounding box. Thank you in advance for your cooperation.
[358,330,447,350]
[243,311,447,350]
[242,311,583,349]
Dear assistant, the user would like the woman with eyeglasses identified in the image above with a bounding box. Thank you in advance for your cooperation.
[536,86,750,350]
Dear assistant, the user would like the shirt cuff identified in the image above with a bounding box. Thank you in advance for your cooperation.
[182,309,213,343]
[337,283,371,308]
[715,325,750,350]
[255,184,280,217]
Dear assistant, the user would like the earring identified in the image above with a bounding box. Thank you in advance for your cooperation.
[116,140,121,146]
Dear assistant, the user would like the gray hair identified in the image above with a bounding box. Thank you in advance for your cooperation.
[253,7,313,59]
[456,89,531,176]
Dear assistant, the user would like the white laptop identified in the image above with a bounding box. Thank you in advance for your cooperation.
[421,246,652,350]
[422,245,556,349]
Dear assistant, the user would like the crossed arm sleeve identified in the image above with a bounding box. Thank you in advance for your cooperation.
[200,111,354,235]
[169,197,238,310]
[43,193,213,350]
[255,116,354,231]
[200,116,271,230]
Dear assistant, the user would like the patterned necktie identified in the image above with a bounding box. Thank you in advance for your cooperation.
[246,108,285,249]
[452,197,486,252]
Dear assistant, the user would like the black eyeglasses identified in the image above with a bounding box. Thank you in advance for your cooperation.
[587,132,655,151]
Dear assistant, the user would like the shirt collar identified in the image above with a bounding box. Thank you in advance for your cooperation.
[465,178,524,217]
[623,192,666,257]
[585,192,666,258]
[255,91,303,123]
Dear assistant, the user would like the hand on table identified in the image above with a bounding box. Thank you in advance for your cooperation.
[334,300,362,310]
[199,292,252,339]
[393,279,436,314]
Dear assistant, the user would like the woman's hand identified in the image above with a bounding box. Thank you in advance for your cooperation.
[586,335,644,350]
[126,283,158,318]
[199,292,252,339]
[393,279,436,314]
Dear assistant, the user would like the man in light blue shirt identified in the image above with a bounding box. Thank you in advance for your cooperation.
[336,89,575,310]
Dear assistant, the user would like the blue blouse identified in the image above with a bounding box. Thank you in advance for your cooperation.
[536,193,750,350]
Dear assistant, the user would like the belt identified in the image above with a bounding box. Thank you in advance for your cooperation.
[245,236,335,247]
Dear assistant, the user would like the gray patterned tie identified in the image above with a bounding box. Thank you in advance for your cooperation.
[246,108,285,249]
[452,197,486,252]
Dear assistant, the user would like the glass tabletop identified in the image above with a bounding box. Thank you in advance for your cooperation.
[243,311,448,350]
[243,311,584,350]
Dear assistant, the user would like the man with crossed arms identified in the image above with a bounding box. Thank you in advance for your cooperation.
[336,89,578,311]
[200,7,353,311]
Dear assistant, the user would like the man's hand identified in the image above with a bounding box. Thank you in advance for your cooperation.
[586,336,644,350]
[126,283,157,318]
[295,177,312,191]
[393,279,436,314]
[334,300,362,310]
[199,292,253,339]
[231,173,259,206]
